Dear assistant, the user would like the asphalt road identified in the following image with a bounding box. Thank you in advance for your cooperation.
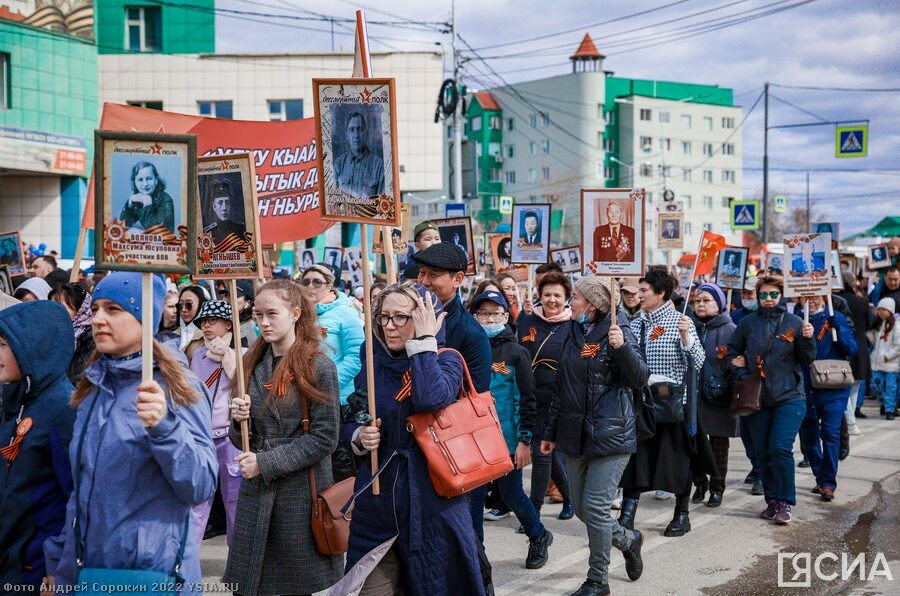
[200,399,899,595]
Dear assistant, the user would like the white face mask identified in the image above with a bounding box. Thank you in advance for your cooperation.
[742,299,758,311]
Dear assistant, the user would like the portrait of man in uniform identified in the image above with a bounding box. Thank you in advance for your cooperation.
[333,111,385,200]
[593,200,635,262]
[202,178,247,245]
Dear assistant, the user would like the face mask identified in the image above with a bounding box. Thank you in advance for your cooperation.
[481,323,505,338]
[577,312,591,325]
[742,299,758,311]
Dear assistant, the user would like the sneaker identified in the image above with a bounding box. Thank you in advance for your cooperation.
[744,472,755,484]
[848,424,862,436]
[774,502,792,525]
[887,413,897,421]
[517,524,526,534]
[751,479,764,496]
[525,529,553,569]
[570,579,610,596]
[654,490,673,500]
[760,501,777,520]
[798,458,810,468]
[855,409,868,419]
[820,487,835,501]
[483,508,510,521]
[612,488,623,510]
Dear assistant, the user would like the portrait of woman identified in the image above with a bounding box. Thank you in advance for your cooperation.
[118,161,175,232]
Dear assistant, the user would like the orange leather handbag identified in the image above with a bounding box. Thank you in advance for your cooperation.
[405,348,514,497]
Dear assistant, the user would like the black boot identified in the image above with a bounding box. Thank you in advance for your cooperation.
[664,498,691,537]
[618,497,639,530]
[622,529,644,581]
[691,484,707,503]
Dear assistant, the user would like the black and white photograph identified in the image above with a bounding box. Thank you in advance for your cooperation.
[766,251,784,273]
[868,243,891,269]
[324,246,344,272]
[0,266,11,296]
[433,217,475,275]
[550,245,582,274]
[300,248,318,271]
[0,230,26,276]
[716,246,749,290]
[314,78,400,226]
[96,131,196,274]
[511,203,551,264]
[489,234,526,281]
[657,212,684,250]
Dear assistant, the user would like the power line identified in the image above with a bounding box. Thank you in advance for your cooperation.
[768,94,830,123]
[770,83,900,93]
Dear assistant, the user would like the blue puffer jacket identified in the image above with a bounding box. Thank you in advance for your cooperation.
[43,353,218,591]
[798,307,857,407]
[488,326,536,454]
[316,291,364,405]
[0,302,75,587]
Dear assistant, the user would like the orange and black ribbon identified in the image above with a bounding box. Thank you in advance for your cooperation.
[817,321,831,341]
[650,325,666,341]
[779,327,795,343]
[717,346,728,360]
[492,362,511,375]
[264,376,291,397]
[521,327,537,343]
[394,369,412,402]
[1,418,33,464]
[756,354,766,378]
[205,367,223,388]
[320,327,328,339]
[581,343,601,359]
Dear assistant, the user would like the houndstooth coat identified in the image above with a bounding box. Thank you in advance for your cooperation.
[223,348,343,596]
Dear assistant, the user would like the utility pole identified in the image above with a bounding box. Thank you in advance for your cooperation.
[806,172,810,230]
[451,0,464,203]
[762,82,769,243]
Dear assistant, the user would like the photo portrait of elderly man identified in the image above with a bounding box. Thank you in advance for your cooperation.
[661,218,680,239]
[721,250,743,277]
[333,110,385,199]
[593,200,635,262]
[202,177,246,245]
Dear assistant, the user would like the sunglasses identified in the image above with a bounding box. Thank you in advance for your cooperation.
[299,278,327,288]
[757,291,781,300]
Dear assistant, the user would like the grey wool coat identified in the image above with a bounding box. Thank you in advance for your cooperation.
[223,348,343,595]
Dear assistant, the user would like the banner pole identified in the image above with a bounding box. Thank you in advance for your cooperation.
[359,224,380,495]
[229,279,250,453]
[826,294,838,341]
[69,228,88,283]
[140,274,154,427]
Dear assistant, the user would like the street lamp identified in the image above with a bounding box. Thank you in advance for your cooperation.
[609,156,634,187]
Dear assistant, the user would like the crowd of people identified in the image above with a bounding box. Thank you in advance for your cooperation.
[0,230,898,596]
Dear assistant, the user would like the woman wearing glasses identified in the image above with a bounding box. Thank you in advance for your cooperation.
[299,264,364,482]
[725,274,816,525]
[340,281,484,595]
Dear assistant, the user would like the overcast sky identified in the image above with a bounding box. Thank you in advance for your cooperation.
[218,0,900,236]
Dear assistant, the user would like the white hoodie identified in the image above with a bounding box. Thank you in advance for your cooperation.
[869,318,900,373]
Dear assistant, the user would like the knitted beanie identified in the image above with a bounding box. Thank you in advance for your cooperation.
[575,275,612,313]
[92,272,166,325]
[697,283,727,313]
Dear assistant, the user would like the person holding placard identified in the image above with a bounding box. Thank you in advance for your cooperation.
[224,280,343,595]
[43,272,217,593]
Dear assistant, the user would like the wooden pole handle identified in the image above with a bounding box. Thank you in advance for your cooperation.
[360,225,380,495]
[229,279,250,453]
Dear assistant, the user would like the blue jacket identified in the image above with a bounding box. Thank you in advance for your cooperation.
[43,354,218,590]
[798,308,857,407]
[316,291,365,404]
[488,326,537,453]
[342,287,484,596]
[0,302,75,587]
[442,294,492,393]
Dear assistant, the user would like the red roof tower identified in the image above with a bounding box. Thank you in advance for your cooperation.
[570,33,605,73]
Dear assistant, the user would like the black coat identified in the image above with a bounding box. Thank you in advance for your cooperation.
[544,311,648,459]
[516,313,574,439]
[837,289,875,380]
[691,312,740,438]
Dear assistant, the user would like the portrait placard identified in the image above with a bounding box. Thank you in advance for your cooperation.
[323,246,344,272]
[657,211,684,250]
[313,78,400,226]
[195,153,262,279]
[510,203,551,264]
[433,217,475,276]
[765,250,784,273]
[830,249,844,291]
[868,243,891,269]
[374,204,410,254]
[812,222,840,247]
[298,248,319,271]
[0,266,11,296]
[489,234,527,281]
[839,253,858,278]
[0,230,26,276]
[550,245,582,274]
[95,131,196,273]
[582,188,645,276]
[783,233,832,298]
[716,246,749,290]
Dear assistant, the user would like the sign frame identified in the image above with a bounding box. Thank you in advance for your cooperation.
[783,233,833,298]
[550,245,582,274]
[489,233,527,281]
[716,246,749,290]
[0,230,27,277]
[657,211,684,250]
[510,202,551,265]
[581,188,646,277]
[835,123,868,159]
[868,243,892,269]
[730,199,760,231]
[432,216,476,276]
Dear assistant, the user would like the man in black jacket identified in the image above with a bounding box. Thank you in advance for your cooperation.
[838,273,876,430]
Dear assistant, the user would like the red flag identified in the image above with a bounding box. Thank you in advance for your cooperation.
[693,231,728,278]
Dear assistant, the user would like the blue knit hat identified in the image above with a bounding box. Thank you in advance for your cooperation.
[92,272,167,326]
[697,283,727,313]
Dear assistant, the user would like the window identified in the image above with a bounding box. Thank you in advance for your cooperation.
[703,116,713,131]
[411,205,420,217]
[640,163,653,177]
[447,125,452,139]
[489,115,501,130]
[268,99,303,121]
[542,140,550,154]
[661,165,672,177]
[529,168,538,183]
[703,169,713,183]
[646,219,653,232]
[723,196,734,208]
[488,169,501,182]
[660,137,671,151]
[659,111,670,124]
[681,195,692,209]
[488,142,501,158]
[507,118,514,131]
[125,6,161,52]
[506,145,515,158]
[604,110,615,125]
[723,170,736,184]
[603,165,615,180]
[471,116,482,131]
[541,112,550,127]
[603,138,614,152]
[681,114,692,128]
[475,142,483,158]
[682,141,691,155]
[682,168,692,182]
[542,167,550,181]
[722,117,735,129]
[529,113,537,128]
[529,142,537,155]
[703,196,713,209]
[639,136,653,150]
[127,100,163,110]
[639,108,652,121]
[0,53,8,109]
[489,195,500,210]
[703,223,713,231]
[505,171,516,184]
[722,143,735,155]
[703,143,713,156]
[684,222,692,236]
[646,192,654,204]
[198,101,233,119]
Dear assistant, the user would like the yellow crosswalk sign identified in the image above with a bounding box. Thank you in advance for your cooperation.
[835,124,868,158]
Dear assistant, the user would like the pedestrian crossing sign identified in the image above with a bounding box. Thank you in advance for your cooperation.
[835,124,868,158]
[731,200,759,231]
[499,196,513,215]
[774,194,787,213]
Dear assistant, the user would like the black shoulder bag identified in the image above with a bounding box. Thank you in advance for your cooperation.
[640,320,687,424]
